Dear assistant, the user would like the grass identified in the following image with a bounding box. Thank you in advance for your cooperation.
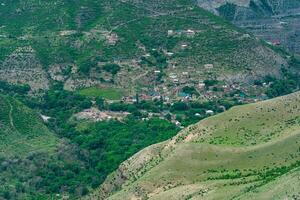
[0,95,58,157]
[78,87,124,100]
[87,92,300,200]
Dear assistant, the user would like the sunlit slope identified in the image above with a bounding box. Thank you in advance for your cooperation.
[0,95,58,157]
[86,92,300,200]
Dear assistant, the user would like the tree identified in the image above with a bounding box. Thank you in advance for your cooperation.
[96,97,105,109]
[103,63,121,75]
[171,102,189,111]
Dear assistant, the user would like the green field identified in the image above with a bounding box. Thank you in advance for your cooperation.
[78,87,124,100]
[87,92,300,200]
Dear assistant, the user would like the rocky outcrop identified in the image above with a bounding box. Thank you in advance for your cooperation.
[197,0,300,55]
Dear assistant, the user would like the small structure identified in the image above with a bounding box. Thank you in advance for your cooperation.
[186,29,195,37]
[140,94,152,101]
[173,79,179,84]
[181,44,188,49]
[206,110,214,115]
[41,115,51,122]
[167,30,174,36]
[166,52,174,56]
[204,64,214,69]
[198,82,206,89]
[175,121,181,126]
[144,53,151,57]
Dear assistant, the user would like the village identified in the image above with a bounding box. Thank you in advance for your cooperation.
[67,28,276,128]
[73,69,271,128]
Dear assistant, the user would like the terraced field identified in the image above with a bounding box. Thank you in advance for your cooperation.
[87,92,300,200]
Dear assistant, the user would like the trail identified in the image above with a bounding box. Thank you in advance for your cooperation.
[8,101,15,130]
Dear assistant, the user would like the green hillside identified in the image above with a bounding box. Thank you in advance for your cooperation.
[0,95,57,157]
[87,92,300,200]
[0,95,99,199]
[0,92,181,199]
[0,0,295,94]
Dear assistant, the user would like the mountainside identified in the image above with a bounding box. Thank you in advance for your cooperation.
[197,0,300,55]
[0,0,296,95]
[0,95,104,199]
[1,1,300,199]
[86,92,300,200]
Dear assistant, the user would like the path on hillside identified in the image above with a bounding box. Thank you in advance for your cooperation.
[8,101,15,130]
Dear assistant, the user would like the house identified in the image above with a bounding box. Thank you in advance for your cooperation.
[186,29,195,37]
[195,113,201,117]
[181,44,188,49]
[140,94,152,101]
[206,110,214,115]
[169,74,177,79]
[173,79,179,83]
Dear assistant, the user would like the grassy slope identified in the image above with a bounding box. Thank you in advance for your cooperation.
[0,95,59,198]
[0,95,58,157]
[86,92,300,200]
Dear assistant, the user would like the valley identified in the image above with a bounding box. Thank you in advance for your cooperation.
[0,0,299,199]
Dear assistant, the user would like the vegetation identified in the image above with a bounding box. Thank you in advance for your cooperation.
[87,92,300,200]
[78,87,124,100]
[265,67,300,98]
[1,0,300,199]
[102,63,121,75]
[217,3,237,21]
[0,90,180,199]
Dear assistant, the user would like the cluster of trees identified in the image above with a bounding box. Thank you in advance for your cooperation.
[69,118,179,185]
[182,86,199,96]
[102,63,121,75]
[265,68,300,98]
[0,81,30,95]
[0,146,98,199]
[78,57,121,77]
[9,83,177,198]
